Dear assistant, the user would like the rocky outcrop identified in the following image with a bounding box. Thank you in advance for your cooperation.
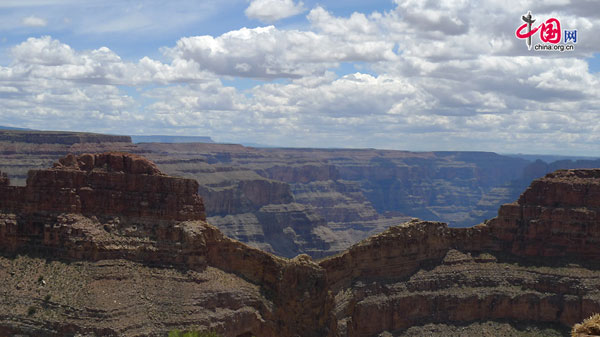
[140,145,339,257]
[488,169,600,258]
[0,153,204,222]
[0,153,333,337]
[199,178,293,216]
[0,131,137,187]
[320,169,600,336]
[260,164,339,183]
[2,154,600,337]
[0,136,547,258]
[572,313,600,337]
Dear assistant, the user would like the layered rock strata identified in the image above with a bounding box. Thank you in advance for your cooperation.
[0,153,333,337]
[320,169,600,336]
[0,131,137,186]
[1,155,600,337]
[0,130,131,145]
[0,153,204,222]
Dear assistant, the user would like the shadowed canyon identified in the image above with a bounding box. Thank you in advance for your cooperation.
[0,131,599,336]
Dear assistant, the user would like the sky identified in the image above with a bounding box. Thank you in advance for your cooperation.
[0,0,599,155]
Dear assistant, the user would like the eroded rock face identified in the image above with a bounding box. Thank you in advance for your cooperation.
[0,153,333,337]
[488,169,600,258]
[0,152,205,222]
[2,156,600,337]
[320,169,600,336]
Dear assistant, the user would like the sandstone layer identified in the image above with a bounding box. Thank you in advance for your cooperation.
[1,153,600,336]
[320,169,600,336]
[136,143,533,257]
[0,130,131,145]
[0,131,572,259]
[0,153,204,222]
[0,153,333,337]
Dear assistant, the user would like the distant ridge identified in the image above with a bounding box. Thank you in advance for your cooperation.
[0,125,33,131]
[505,153,600,162]
[0,130,131,145]
[131,135,214,143]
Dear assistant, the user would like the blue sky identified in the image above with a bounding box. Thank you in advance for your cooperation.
[0,0,599,155]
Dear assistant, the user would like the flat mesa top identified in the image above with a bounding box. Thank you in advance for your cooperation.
[53,153,164,176]
[543,169,600,182]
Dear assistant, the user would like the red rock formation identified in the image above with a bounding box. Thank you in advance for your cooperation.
[488,169,600,258]
[0,152,334,337]
[0,152,205,221]
[1,155,600,337]
[320,169,600,336]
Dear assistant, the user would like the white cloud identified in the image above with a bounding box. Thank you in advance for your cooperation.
[0,36,219,134]
[1,0,600,155]
[12,36,74,65]
[307,7,380,38]
[167,25,396,78]
[8,36,213,85]
[245,0,305,22]
[21,15,47,27]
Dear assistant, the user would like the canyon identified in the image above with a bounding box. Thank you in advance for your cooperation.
[1,129,582,259]
[0,151,599,336]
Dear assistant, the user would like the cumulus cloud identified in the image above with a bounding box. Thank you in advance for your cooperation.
[307,7,380,37]
[245,0,305,22]
[21,15,47,27]
[1,0,599,154]
[8,36,213,85]
[12,36,74,65]
[166,25,396,78]
[0,36,219,134]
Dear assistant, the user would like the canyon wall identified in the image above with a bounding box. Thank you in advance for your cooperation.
[0,131,597,261]
[0,153,204,222]
[320,169,600,336]
[137,144,535,257]
[0,153,333,337]
[0,130,131,145]
[1,153,600,336]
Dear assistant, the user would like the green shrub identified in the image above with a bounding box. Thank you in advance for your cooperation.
[27,306,36,316]
[168,330,182,337]
[168,330,221,337]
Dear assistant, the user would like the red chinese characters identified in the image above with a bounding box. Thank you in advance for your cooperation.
[516,17,562,44]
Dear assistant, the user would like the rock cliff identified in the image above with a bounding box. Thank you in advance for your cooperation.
[488,169,600,258]
[319,169,600,336]
[0,153,333,337]
[0,152,204,222]
[0,132,550,258]
[0,131,136,186]
[1,155,600,336]
[3,131,599,260]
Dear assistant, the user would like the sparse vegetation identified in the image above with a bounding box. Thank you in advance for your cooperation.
[167,329,221,337]
[27,306,36,316]
[572,313,600,336]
